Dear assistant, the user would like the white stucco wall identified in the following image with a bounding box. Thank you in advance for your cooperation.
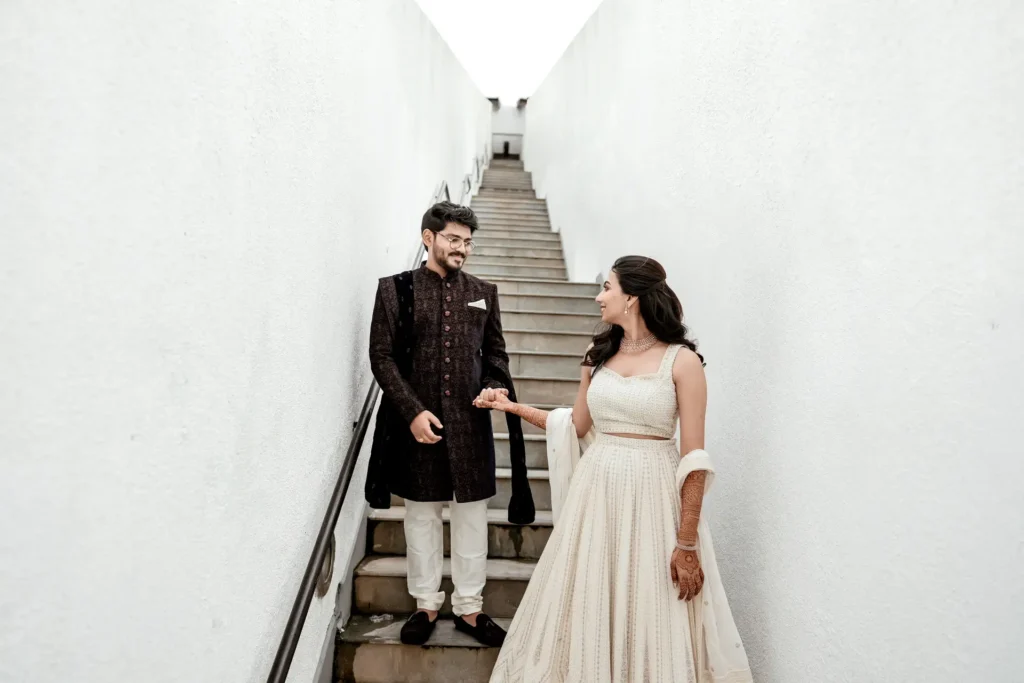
[525,1,1024,681]
[0,1,489,682]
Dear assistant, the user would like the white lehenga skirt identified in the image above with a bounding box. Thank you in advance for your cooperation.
[490,434,703,683]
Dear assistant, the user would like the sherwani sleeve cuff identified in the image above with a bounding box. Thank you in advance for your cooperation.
[392,394,426,426]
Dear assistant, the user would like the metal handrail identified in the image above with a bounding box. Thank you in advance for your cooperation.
[265,181,452,683]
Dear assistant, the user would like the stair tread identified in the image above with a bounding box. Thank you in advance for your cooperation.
[512,374,581,382]
[338,614,514,648]
[504,309,600,318]
[357,555,537,580]
[502,292,596,300]
[504,327,594,336]
[369,507,554,526]
[507,349,584,357]
[492,432,547,441]
[484,277,591,285]
[496,467,548,480]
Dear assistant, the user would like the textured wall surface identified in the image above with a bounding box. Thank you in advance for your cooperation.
[0,1,489,681]
[524,0,1024,680]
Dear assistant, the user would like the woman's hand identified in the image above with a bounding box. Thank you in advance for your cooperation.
[670,547,705,601]
[473,389,514,412]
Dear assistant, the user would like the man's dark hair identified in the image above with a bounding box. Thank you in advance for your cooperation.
[421,201,479,235]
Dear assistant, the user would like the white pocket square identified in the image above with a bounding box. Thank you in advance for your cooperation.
[468,299,487,310]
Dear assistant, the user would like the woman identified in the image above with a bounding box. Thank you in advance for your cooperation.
[476,256,752,683]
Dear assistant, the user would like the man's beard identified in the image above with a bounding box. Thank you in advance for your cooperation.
[432,244,466,272]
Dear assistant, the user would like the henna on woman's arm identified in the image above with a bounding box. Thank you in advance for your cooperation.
[509,403,550,430]
[677,471,707,545]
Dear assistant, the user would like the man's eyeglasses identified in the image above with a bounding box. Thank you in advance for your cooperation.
[436,233,476,252]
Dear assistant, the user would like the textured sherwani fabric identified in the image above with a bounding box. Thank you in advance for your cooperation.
[366,266,534,523]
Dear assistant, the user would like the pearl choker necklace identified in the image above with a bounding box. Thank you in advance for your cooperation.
[619,334,658,354]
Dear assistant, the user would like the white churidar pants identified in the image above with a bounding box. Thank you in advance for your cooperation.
[403,498,488,616]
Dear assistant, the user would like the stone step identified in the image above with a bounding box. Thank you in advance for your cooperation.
[474,205,548,213]
[476,216,550,225]
[475,229,558,241]
[390,469,551,510]
[476,217,548,224]
[476,213,551,223]
[477,209,547,216]
[513,375,581,405]
[466,264,567,280]
[473,205,548,214]
[474,228,558,241]
[502,310,602,334]
[335,615,511,683]
[474,238,562,253]
[484,169,531,176]
[500,292,598,314]
[492,432,548,467]
[503,328,593,354]
[508,350,584,379]
[473,208,548,216]
[471,198,547,208]
[476,245,563,260]
[482,178,532,186]
[367,507,553,559]
[475,224,553,235]
[469,255,565,270]
[473,222,552,232]
[481,186,535,192]
[490,278,600,297]
[491,406,562,437]
[477,189,536,198]
[353,556,534,618]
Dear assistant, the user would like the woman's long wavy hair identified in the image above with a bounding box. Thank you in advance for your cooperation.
[583,255,703,368]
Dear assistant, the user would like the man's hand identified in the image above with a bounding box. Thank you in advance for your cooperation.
[473,389,513,412]
[474,387,509,408]
[410,411,443,444]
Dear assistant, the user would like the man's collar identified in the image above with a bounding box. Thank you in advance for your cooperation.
[420,263,463,282]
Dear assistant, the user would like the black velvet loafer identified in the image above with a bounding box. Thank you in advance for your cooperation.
[454,613,506,647]
[400,611,437,645]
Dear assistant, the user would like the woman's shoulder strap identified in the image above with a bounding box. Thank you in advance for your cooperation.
[658,343,684,376]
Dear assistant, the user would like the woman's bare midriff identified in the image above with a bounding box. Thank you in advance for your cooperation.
[604,433,670,441]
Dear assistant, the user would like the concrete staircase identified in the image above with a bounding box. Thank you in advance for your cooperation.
[335,158,601,683]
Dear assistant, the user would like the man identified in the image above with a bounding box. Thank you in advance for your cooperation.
[365,201,534,647]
